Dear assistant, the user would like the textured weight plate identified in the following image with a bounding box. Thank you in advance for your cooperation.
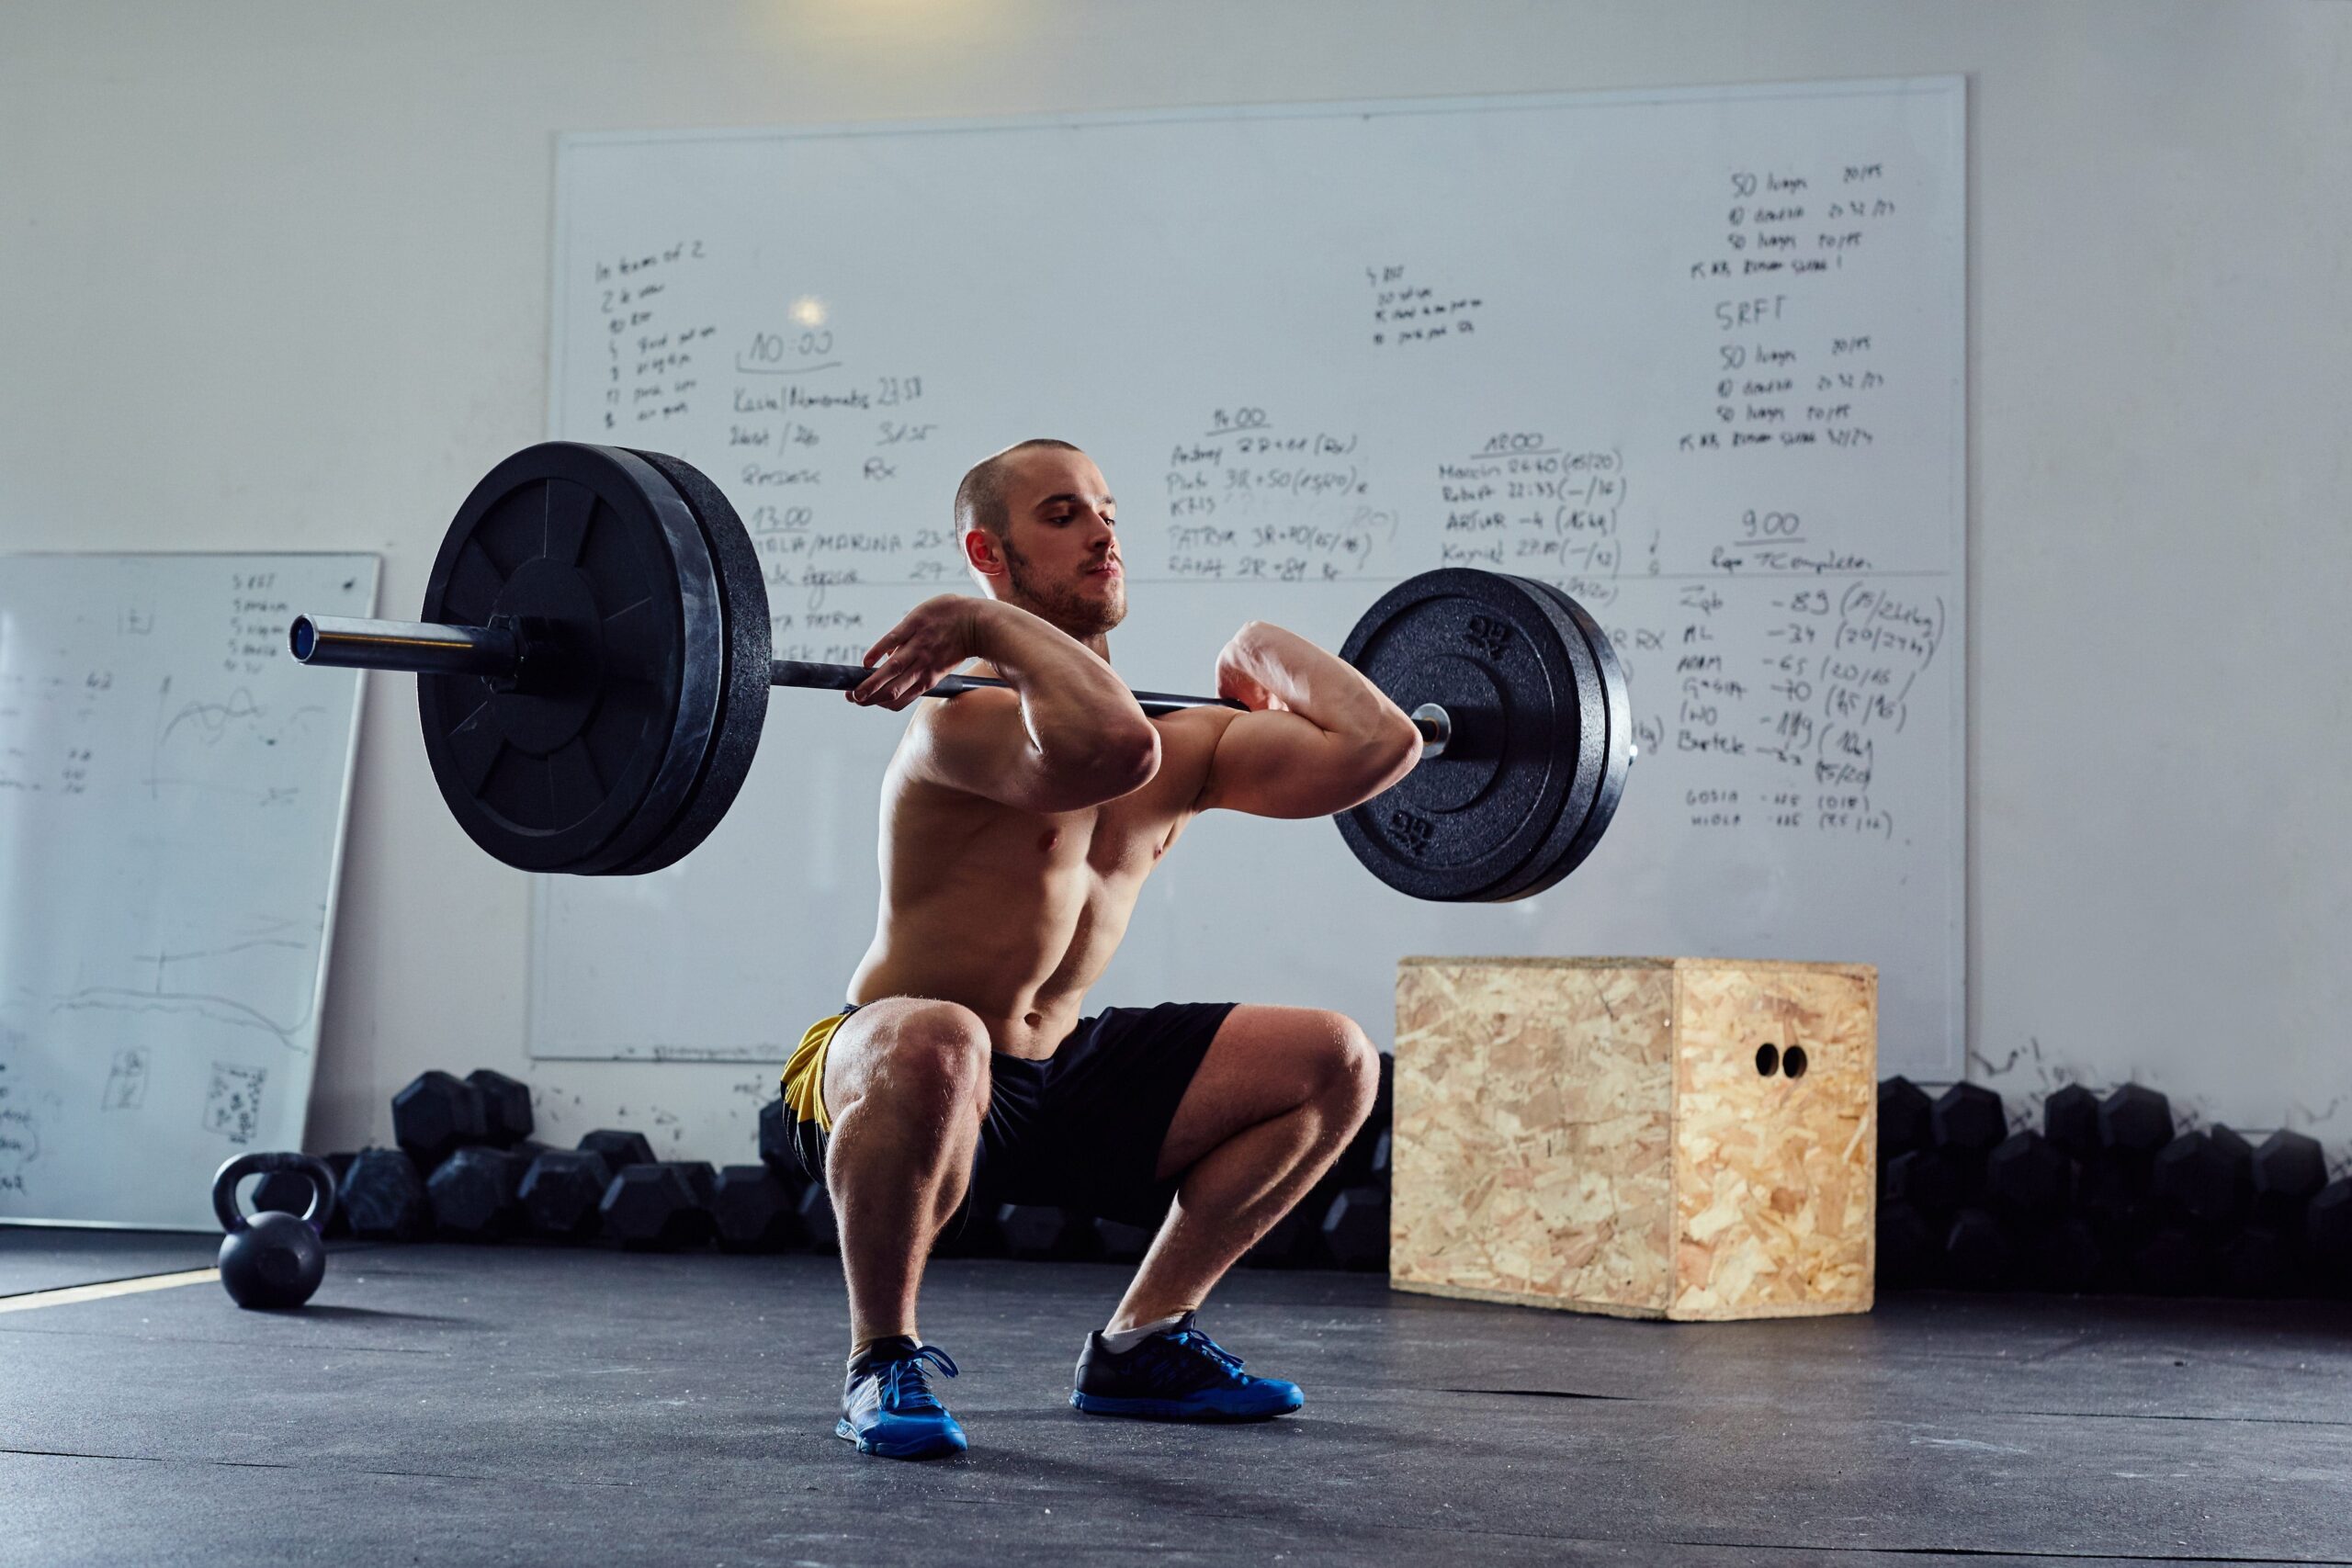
[416,444,723,874]
[1333,569,1583,901]
[1479,577,1632,900]
[603,449,773,875]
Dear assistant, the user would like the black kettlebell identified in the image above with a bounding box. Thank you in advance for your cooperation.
[211,1152,337,1310]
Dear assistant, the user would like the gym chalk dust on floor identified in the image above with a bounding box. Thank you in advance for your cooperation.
[0,1235,2346,1566]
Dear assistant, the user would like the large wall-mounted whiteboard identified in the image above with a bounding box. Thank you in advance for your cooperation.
[533,80,1966,1076]
[0,554,375,1229]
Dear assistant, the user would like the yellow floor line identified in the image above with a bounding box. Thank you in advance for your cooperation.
[0,1268,220,1314]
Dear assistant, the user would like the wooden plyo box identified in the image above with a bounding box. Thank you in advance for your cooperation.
[1391,957,1876,1321]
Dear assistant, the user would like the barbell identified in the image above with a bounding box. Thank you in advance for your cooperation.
[290,442,1631,901]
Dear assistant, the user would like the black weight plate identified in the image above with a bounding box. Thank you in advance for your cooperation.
[1333,569,1582,901]
[1479,577,1632,901]
[603,449,773,875]
[416,444,724,874]
[1524,578,1633,892]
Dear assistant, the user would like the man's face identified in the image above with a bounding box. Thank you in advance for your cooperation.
[987,447,1126,639]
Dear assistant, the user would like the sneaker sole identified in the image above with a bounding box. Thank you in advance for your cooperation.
[834,1416,967,1459]
[1069,1388,1304,1422]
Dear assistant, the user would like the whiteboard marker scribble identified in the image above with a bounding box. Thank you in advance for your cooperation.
[101,1046,151,1110]
[202,1063,267,1145]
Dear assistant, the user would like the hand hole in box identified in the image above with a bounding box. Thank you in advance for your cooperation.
[1782,1044,1809,1079]
[1754,1043,1779,1077]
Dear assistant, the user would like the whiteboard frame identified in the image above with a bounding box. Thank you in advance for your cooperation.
[540,76,1969,1077]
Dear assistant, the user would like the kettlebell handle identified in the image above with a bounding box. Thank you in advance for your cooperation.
[211,1151,339,1234]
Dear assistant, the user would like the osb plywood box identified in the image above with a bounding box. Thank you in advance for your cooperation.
[1392,957,1876,1321]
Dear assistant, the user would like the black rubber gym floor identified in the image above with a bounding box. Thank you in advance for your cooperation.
[0,1237,2346,1566]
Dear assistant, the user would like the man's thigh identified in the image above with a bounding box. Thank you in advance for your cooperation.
[1152,1004,1370,1182]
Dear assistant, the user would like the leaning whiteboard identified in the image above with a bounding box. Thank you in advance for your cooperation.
[536,79,1965,1076]
[0,554,375,1230]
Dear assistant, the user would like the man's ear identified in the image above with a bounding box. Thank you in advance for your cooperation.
[961,525,1007,581]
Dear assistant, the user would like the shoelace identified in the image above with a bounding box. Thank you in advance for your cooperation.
[1165,1327,1246,1378]
[875,1346,959,1412]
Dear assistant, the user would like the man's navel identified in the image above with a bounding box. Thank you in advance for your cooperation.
[1037,829,1059,853]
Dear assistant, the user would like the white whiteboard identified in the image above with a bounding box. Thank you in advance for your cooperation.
[0,554,375,1229]
[534,80,1965,1076]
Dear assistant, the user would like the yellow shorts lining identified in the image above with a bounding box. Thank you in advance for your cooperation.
[781,1008,851,1134]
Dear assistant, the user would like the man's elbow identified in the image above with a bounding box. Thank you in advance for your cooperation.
[1096,722,1165,797]
[1041,723,1161,807]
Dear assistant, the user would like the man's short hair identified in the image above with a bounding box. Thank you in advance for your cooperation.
[955,439,1082,542]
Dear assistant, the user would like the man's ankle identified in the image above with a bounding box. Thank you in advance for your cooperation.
[1100,1309,1191,1352]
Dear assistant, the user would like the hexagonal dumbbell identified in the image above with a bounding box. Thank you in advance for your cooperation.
[2028,1214,2106,1293]
[2132,1225,2212,1295]
[1878,1077,1933,1171]
[1092,1216,1155,1263]
[428,1146,527,1240]
[2216,1226,2300,1298]
[662,1160,718,1211]
[2041,1083,2101,1160]
[756,1098,797,1181]
[1883,1146,1970,1216]
[578,1128,656,1172]
[997,1204,1094,1260]
[2098,1084,2173,1160]
[1929,1082,2007,1156]
[391,1070,488,1170]
[599,1163,710,1251]
[1243,1203,1313,1268]
[1876,1200,1939,1289]
[710,1164,808,1252]
[2250,1129,2327,1229]
[933,1203,1010,1259]
[465,1069,535,1148]
[2151,1129,2251,1228]
[2307,1179,2352,1291]
[796,1185,839,1252]
[339,1147,429,1241]
[519,1148,613,1242]
[1942,1208,2015,1290]
[1984,1130,2073,1218]
[1320,1186,1390,1272]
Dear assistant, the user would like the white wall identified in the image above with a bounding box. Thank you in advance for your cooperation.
[3,0,2346,1167]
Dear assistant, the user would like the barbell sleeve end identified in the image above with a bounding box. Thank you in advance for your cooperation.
[288,615,525,680]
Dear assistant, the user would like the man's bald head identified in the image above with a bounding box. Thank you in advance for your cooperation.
[954,438,1084,544]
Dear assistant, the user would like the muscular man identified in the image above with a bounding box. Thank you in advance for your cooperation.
[777,439,1421,1460]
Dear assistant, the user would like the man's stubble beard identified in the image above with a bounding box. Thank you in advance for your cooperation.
[1001,534,1126,641]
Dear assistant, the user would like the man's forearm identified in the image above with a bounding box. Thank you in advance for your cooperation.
[1227,623,1410,741]
[972,603,1157,771]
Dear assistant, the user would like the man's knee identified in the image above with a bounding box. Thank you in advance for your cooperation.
[839,1001,990,1119]
[1306,1011,1380,1121]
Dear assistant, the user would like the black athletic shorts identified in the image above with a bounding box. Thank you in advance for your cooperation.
[784,999,1236,1228]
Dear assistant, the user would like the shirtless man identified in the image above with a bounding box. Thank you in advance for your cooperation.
[776,439,1421,1460]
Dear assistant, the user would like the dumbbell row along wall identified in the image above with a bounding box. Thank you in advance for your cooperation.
[311,1063,2351,1297]
[311,1065,1395,1270]
[1877,1077,2352,1297]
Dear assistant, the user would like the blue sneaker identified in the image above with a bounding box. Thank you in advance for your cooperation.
[1069,1313,1305,1421]
[836,1339,967,1459]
